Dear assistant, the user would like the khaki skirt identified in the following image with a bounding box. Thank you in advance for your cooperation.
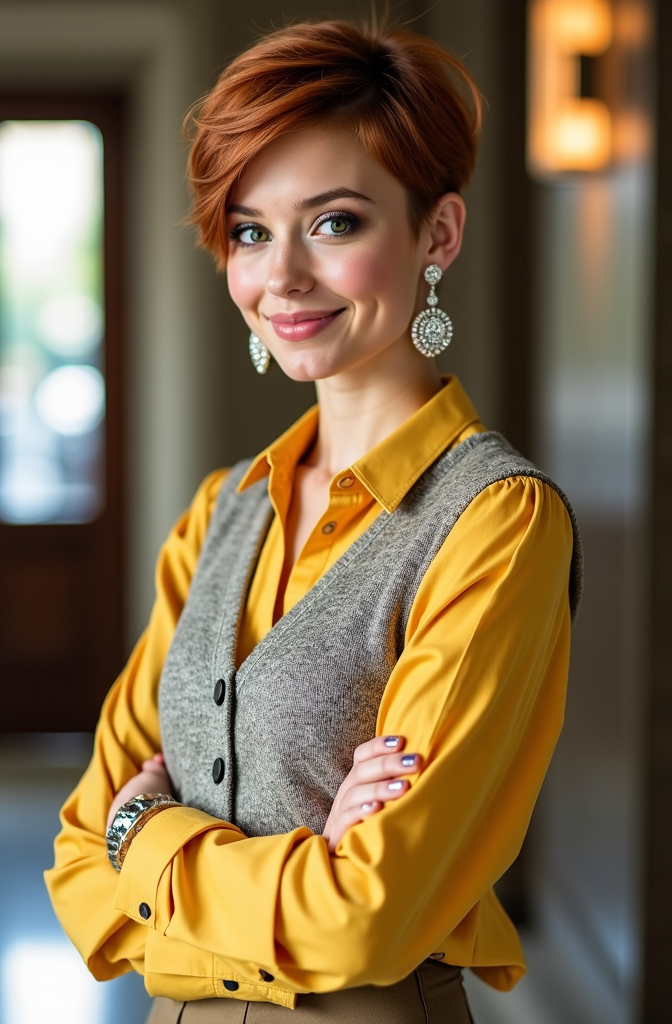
[144,960,474,1023]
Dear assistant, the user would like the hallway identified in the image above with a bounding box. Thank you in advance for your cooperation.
[0,2,669,1021]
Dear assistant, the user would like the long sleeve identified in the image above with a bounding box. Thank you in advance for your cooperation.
[44,469,228,981]
[47,474,573,1002]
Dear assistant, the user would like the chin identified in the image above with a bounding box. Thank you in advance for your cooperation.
[271,347,352,383]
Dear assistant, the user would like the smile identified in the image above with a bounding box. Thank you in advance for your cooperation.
[267,308,346,341]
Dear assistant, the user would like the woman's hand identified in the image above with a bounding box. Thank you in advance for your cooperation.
[106,753,173,831]
[322,736,423,853]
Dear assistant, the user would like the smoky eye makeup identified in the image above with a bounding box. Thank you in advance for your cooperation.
[312,210,365,237]
[227,222,271,246]
[227,209,366,247]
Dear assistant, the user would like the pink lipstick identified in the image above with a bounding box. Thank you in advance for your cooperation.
[267,308,345,341]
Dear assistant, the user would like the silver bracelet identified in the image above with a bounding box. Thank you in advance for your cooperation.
[106,793,181,872]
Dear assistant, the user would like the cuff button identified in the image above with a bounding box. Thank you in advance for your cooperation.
[139,903,151,920]
[259,969,274,982]
[223,980,239,992]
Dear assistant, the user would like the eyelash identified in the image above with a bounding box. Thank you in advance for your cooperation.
[313,211,362,237]
[227,211,363,247]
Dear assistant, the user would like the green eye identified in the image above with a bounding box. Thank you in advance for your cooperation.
[234,225,270,245]
[315,215,356,237]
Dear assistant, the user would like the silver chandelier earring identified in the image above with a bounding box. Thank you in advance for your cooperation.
[248,331,271,374]
[411,264,453,357]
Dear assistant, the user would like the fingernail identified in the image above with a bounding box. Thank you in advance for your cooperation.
[384,737,400,748]
[361,802,375,811]
[388,780,404,791]
[401,755,417,767]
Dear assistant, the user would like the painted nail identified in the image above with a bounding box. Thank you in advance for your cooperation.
[361,802,375,811]
[384,737,400,748]
[401,755,417,767]
[388,780,404,791]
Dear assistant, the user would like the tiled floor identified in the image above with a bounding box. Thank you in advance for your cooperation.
[0,734,623,1024]
[0,735,151,1024]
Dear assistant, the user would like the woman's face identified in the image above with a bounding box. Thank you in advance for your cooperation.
[226,126,457,382]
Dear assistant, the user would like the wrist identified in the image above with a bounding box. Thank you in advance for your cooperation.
[106,793,181,872]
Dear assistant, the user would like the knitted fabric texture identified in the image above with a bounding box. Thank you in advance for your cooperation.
[159,432,582,837]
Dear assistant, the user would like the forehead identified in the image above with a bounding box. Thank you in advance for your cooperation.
[229,125,406,210]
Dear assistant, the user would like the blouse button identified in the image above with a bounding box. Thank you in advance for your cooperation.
[337,475,354,488]
[213,679,225,705]
[212,757,225,784]
[223,980,239,991]
[322,521,336,535]
[139,903,151,920]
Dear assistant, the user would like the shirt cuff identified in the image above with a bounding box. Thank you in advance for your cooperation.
[113,804,241,932]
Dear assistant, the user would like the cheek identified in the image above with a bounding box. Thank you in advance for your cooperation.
[226,260,261,313]
[324,244,414,308]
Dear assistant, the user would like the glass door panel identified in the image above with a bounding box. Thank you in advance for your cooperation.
[0,120,105,523]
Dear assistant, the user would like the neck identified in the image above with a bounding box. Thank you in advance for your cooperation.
[309,335,443,474]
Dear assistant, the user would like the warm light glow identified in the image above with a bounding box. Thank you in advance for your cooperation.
[615,2,651,47]
[555,99,612,169]
[555,0,612,52]
[528,0,613,176]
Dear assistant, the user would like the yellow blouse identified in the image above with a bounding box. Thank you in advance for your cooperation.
[45,376,574,1009]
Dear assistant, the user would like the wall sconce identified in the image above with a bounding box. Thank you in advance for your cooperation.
[528,0,613,176]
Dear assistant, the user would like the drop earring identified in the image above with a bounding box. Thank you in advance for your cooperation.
[411,264,453,357]
[249,331,271,374]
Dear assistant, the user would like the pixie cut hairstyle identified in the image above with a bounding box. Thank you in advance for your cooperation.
[186,20,482,269]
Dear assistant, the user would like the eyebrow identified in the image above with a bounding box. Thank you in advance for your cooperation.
[227,187,375,219]
[296,187,375,211]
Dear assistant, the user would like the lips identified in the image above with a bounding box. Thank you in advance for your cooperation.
[266,308,345,341]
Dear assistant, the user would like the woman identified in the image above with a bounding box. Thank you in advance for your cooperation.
[45,19,581,1024]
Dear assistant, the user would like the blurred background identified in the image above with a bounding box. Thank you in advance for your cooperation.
[0,1,668,1022]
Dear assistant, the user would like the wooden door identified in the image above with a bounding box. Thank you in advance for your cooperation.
[0,96,125,731]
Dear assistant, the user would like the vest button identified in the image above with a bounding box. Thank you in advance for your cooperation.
[212,757,225,784]
[259,969,274,982]
[337,476,354,488]
[213,678,225,705]
[223,980,239,991]
[322,521,336,534]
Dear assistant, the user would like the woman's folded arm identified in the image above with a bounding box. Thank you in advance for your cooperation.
[105,477,573,993]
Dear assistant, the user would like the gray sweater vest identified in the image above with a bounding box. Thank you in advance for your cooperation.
[159,432,582,838]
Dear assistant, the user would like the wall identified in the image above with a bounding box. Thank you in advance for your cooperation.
[531,3,654,1019]
[420,0,503,428]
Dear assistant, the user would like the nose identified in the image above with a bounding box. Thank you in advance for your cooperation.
[265,235,314,298]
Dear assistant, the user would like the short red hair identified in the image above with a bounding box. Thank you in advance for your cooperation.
[185,19,482,269]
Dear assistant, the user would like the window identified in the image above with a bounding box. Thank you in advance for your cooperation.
[0,120,105,523]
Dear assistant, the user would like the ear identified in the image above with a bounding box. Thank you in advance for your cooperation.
[426,193,467,271]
